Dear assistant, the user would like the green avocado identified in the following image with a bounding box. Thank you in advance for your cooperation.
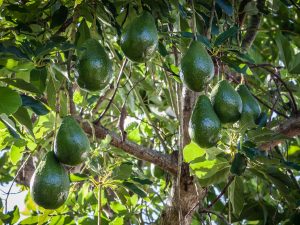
[151,165,164,179]
[181,41,214,92]
[30,152,70,209]
[230,152,247,176]
[237,84,261,123]
[211,80,242,123]
[77,38,113,91]
[120,11,158,62]
[54,116,90,166]
[189,95,221,148]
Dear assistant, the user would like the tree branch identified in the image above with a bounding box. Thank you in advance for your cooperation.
[79,118,178,175]
[260,115,300,150]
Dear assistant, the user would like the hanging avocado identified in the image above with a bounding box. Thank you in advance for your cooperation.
[237,84,261,124]
[189,95,221,148]
[30,152,70,209]
[120,11,158,62]
[181,41,214,92]
[54,116,90,166]
[77,38,113,91]
[211,80,243,123]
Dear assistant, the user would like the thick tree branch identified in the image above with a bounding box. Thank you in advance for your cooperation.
[79,119,178,175]
[260,116,300,150]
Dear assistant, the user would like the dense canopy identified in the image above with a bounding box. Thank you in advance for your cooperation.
[0,0,300,224]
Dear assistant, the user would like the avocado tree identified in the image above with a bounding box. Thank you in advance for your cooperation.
[0,0,300,224]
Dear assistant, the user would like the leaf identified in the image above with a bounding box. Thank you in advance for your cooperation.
[21,95,49,115]
[183,141,206,163]
[51,5,69,28]
[122,181,147,198]
[113,163,133,180]
[0,87,22,115]
[30,67,48,93]
[0,114,21,138]
[216,0,233,16]
[109,216,124,225]
[158,41,169,57]
[275,33,293,68]
[75,19,91,47]
[110,202,127,213]
[214,26,238,46]
[70,173,89,182]
[13,106,34,137]
[131,177,153,185]
[19,216,39,224]
[288,52,300,74]
[229,177,244,217]
[0,78,42,95]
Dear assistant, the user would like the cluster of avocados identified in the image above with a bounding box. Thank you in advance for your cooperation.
[30,116,90,209]
[76,11,158,92]
[182,41,261,149]
[30,10,158,210]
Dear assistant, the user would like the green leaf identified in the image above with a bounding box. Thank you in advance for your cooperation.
[0,78,42,95]
[51,5,68,28]
[13,106,34,136]
[275,33,293,67]
[214,26,238,46]
[10,144,24,165]
[229,177,244,217]
[75,19,91,47]
[0,114,21,139]
[0,87,22,115]
[19,216,39,224]
[30,67,48,93]
[216,0,233,16]
[109,216,124,225]
[113,163,133,180]
[21,95,49,115]
[131,177,153,185]
[122,181,147,198]
[70,173,89,182]
[110,202,127,213]
[288,52,300,74]
[183,141,206,163]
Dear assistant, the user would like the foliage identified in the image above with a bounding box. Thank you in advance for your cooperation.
[0,0,300,224]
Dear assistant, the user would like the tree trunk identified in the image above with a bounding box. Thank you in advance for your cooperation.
[158,87,204,225]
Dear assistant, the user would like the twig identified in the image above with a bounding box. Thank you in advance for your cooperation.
[199,209,230,225]
[206,0,215,39]
[290,0,300,10]
[5,154,32,213]
[94,59,128,125]
[185,176,234,219]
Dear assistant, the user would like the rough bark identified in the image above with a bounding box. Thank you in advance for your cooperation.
[260,115,300,150]
[158,87,203,225]
[79,119,178,175]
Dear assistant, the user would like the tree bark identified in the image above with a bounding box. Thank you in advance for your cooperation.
[158,87,204,225]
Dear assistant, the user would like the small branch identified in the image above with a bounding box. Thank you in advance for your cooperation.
[208,176,234,209]
[5,154,32,213]
[199,209,230,225]
[185,176,234,219]
[94,59,128,125]
[206,0,215,39]
[290,0,300,10]
[79,118,178,175]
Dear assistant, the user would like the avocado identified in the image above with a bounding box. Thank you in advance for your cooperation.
[54,116,90,166]
[30,152,70,209]
[189,95,221,148]
[77,38,113,91]
[120,11,158,62]
[237,84,261,124]
[151,165,164,179]
[181,41,214,92]
[230,152,247,176]
[211,80,242,123]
